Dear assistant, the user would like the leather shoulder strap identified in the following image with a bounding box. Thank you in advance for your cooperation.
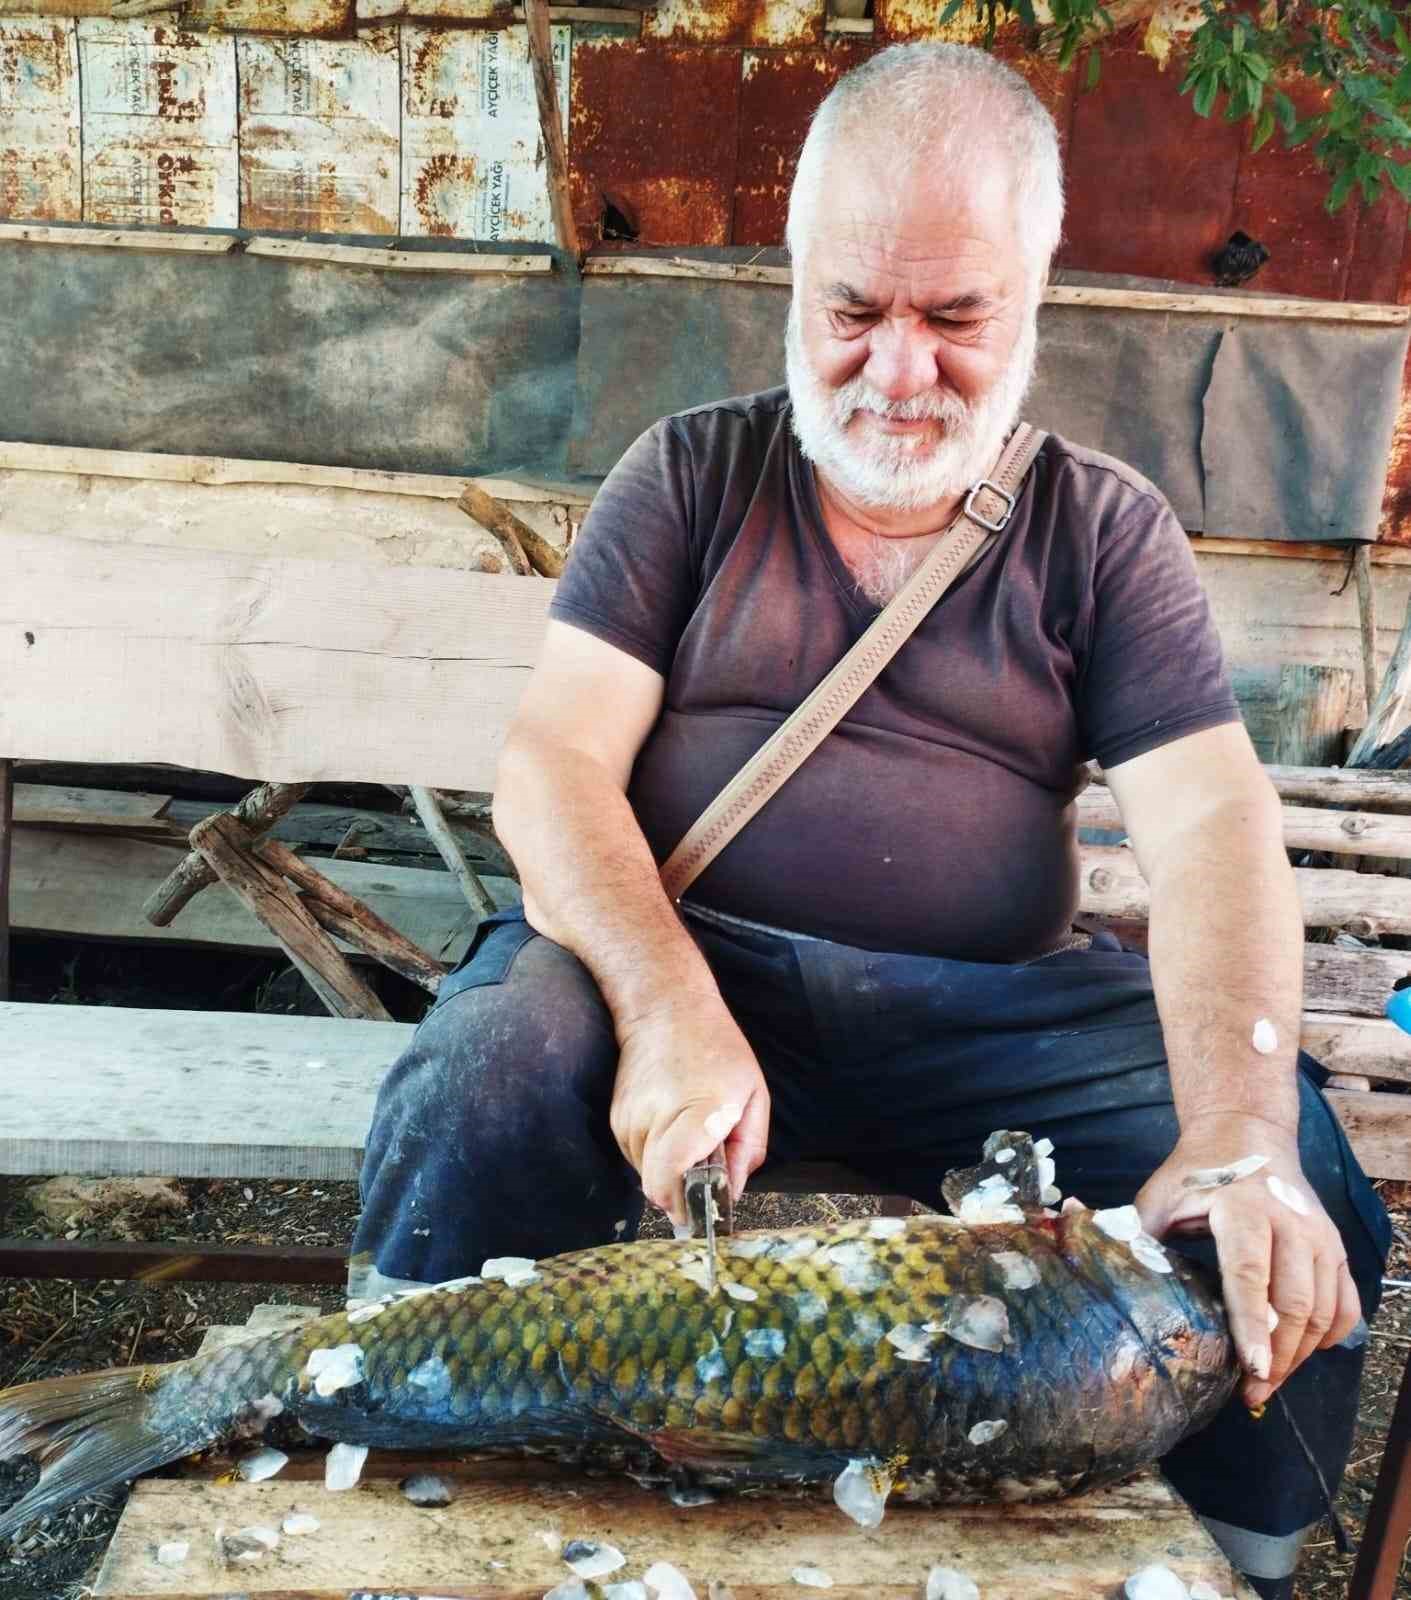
[658,422,1048,904]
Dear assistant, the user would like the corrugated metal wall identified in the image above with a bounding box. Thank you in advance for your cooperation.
[4,3,1410,535]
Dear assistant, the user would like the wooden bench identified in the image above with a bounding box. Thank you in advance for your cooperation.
[4,521,1411,1598]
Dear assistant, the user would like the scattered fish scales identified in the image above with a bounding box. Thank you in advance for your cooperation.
[324,1441,368,1491]
[1124,1563,1191,1600]
[155,1541,189,1566]
[1093,1206,1143,1243]
[562,1538,627,1579]
[721,1279,759,1302]
[926,1567,981,1600]
[303,1343,364,1397]
[868,1216,908,1237]
[991,1250,1040,1291]
[1130,1235,1173,1275]
[644,1561,698,1599]
[237,1524,280,1549]
[940,1295,1012,1353]
[0,1141,1243,1541]
[606,1583,650,1600]
[237,1446,288,1482]
[401,1470,454,1506]
[744,1327,787,1359]
[792,1566,834,1588]
[281,1512,320,1535]
[1266,1176,1311,1217]
[1183,1154,1269,1191]
[885,1322,937,1362]
[668,1484,716,1507]
[544,1583,590,1600]
[483,1256,540,1286]
[968,1419,1008,1445]
[832,1457,891,1527]
[1188,1582,1222,1600]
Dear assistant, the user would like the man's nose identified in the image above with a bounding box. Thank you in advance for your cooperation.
[863,320,938,402]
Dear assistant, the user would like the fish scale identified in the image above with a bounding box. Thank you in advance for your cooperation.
[0,1206,1238,1541]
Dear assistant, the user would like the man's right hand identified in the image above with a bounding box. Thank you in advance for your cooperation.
[610,993,771,1225]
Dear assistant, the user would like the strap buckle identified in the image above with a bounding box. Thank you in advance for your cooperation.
[964,478,1016,533]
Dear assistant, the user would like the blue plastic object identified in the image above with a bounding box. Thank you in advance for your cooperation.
[1384,985,1411,1035]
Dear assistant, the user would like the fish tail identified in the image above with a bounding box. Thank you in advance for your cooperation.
[0,1363,219,1541]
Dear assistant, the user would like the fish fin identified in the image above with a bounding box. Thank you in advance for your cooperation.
[0,1366,216,1542]
[641,1425,834,1477]
[941,1130,1045,1217]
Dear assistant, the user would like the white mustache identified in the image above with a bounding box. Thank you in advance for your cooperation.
[830,381,970,427]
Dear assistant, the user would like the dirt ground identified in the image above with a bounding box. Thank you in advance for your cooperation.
[1,937,1408,1599]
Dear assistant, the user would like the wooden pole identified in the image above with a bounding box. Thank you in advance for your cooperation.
[1355,544,1380,719]
[0,758,11,1003]
[410,786,498,917]
[522,0,581,261]
[144,781,312,926]
[1347,1351,1411,1600]
[192,813,392,1021]
[1348,584,1411,767]
[457,481,566,578]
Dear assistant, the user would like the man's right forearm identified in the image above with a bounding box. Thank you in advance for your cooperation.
[493,732,722,1032]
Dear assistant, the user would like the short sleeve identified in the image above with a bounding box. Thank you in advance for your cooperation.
[549,419,698,677]
[1077,498,1241,769]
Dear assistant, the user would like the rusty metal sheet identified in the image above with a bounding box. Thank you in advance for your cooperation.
[1226,82,1353,302]
[643,0,821,49]
[237,29,399,233]
[873,0,987,42]
[401,23,569,240]
[76,18,237,227]
[735,43,871,245]
[0,17,81,221]
[358,0,502,19]
[0,0,106,15]
[184,0,355,35]
[1058,30,1242,283]
[569,38,740,246]
[1345,189,1408,306]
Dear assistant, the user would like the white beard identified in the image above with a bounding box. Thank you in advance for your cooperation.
[785,305,1038,514]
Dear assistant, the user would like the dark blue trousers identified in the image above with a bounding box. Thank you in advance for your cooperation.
[353,902,1391,1588]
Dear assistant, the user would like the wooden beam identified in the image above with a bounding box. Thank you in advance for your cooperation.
[1078,788,1411,858]
[0,1238,346,1284]
[243,237,554,275]
[582,256,1411,322]
[0,223,237,256]
[1272,664,1353,766]
[1192,536,1411,565]
[1325,1089,1411,1180]
[0,440,593,508]
[1078,844,1411,935]
[458,480,567,577]
[1348,581,1411,766]
[1,531,555,792]
[523,0,580,260]
[1347,1349,1411,1600]
[408,787,496,917]
[1092,765,1411,809]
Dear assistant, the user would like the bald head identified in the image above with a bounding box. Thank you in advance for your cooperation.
[786,44,1064,297]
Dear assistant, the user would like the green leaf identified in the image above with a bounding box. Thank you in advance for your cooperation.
[1013,0,1036,26]
[1328,169,1358,212]
[1085,48,1102,89]
[1394,17,1411,57]
[938,0,967,22]
[1194,71,1219,117]
[1251,104,1277,151]
[1274,90,1297,132]
[1242,51,1271,80]
[1388,161,1411,201]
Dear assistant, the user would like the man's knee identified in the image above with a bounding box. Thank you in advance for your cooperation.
[366,932,618,1169]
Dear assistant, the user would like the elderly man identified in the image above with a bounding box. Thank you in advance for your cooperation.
[353,43,1389,1598]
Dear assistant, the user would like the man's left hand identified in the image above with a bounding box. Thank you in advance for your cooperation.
[1134,1116,1362,1408]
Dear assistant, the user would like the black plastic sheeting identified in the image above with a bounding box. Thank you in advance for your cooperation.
[6,233,1406,540]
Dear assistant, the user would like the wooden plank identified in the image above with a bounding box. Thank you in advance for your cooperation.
[0,531,556,791]
[580,256,1411,321]
[15,782,177,831]
[523,0,579,258]
[1253,766,1411,808]
[1079,843,1411,935]
[1326,1089,1411,1180]
[3,997,1404,1182]
[10,829,515,959]
[1300,945,1411,1021]
[0,439,592,505]
[0,1000,412,1179]
[92,1466,1243,1600]
[244,237,555,274]
[1195,536,1411,566]
[1272,663,1353,766]
[0,222,235,254]
[1077,788,1411,858]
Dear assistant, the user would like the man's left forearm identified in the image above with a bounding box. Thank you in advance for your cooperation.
[1144,783,1303,1146]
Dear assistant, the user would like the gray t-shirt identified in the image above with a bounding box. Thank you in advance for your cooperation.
[550,387,1239,962]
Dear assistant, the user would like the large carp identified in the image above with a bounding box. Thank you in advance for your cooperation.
[0,1135,1237,1540]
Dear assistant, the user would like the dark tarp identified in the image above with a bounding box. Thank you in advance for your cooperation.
[5,233,1405,539]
